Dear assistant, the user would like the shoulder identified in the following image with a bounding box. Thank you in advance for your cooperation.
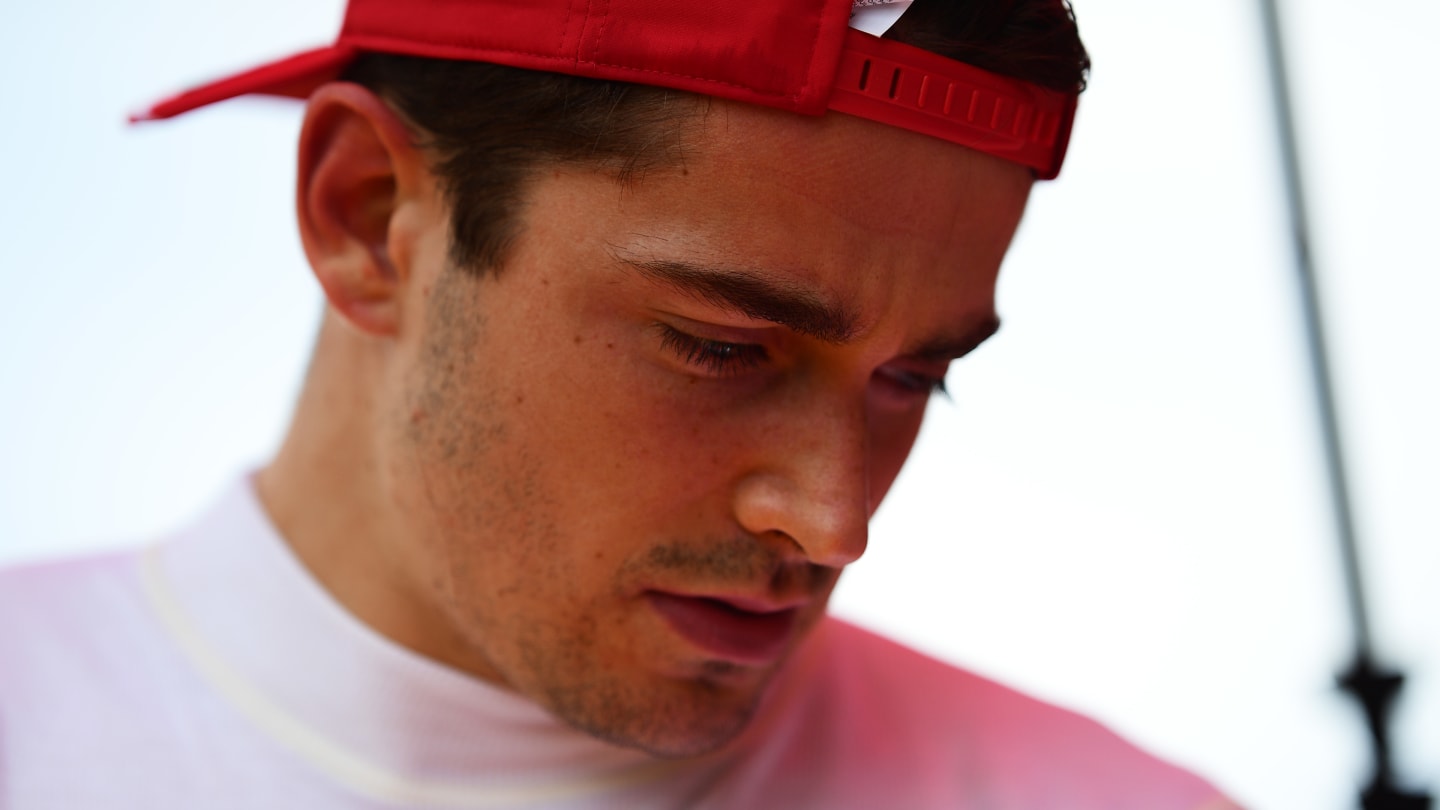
[0,547,167,694]
[0,547,152,641]
[0,544,215,728]
[0,545,252,800]
[811,617,1114,742]
[757,616,1239,809]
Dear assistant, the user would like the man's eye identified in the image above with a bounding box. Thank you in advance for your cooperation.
[876,366,951,399]
[657,324,768,376]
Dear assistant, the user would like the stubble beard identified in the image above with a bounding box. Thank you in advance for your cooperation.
[528,646,771,759]
[402,266,821,760]
[475,536,817,759]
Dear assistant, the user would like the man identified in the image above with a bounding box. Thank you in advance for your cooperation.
[0,0,1239,807]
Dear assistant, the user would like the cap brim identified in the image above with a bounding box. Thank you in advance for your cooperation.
[131,44,359,123]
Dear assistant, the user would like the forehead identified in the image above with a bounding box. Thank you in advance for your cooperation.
[583,99,1034,330]
[693,100,1032,237]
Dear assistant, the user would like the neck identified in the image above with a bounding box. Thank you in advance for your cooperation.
[256,310,439,661]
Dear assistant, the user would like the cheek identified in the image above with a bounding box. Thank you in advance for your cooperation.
[406,367,563,592]
[866,404,927,513]
[589,375,743,507]
[488,315,740,534]
[392,280,582,603]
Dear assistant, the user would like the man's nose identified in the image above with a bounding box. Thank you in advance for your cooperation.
[732,397,870,569]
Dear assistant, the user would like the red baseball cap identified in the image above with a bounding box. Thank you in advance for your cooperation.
[134,0,1077,179]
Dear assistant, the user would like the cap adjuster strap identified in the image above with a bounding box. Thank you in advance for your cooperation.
[827,29,1075,179]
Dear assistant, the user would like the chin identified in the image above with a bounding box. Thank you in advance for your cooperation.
[548,667,772,760]
[611,701,760,760]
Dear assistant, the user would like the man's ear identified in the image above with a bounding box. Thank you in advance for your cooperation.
[296,82,432,337]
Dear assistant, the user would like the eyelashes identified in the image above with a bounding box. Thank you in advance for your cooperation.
[655,322,950,398]
[656,324,768,376]
[891,369,950,399]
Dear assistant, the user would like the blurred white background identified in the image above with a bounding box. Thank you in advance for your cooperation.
[2,2,1435,808]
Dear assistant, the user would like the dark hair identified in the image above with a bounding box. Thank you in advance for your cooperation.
[340,0,1088,273]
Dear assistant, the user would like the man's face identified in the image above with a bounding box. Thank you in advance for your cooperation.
[378,100,1032,757]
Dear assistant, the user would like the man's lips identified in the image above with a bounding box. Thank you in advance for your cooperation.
[647,592,801,665]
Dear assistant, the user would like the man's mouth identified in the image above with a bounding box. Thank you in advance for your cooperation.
[646,592,801,665]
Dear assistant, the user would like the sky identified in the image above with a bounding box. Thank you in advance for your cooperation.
[2,2,1436,808]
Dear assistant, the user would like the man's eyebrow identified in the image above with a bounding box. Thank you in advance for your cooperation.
[907,315,1001,362]
[617,257,861,344]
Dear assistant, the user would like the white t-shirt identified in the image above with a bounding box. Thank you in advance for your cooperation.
[0,479,1237,808]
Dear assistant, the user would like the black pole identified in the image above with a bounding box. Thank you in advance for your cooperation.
[1253,1,1430,808]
